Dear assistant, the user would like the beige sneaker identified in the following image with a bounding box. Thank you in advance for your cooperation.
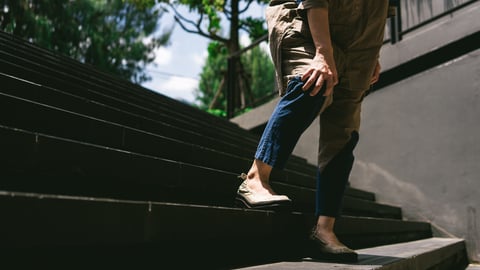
[307,228,358,263]
[234,173,292,209]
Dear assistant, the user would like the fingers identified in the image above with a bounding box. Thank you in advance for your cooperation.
[301,69,337,96]
[310,74,324,96]
[370,70,379,84]
[370,61,381,85]
[301,69,316,91]
[301,70,312,83]
[302,70,322,96]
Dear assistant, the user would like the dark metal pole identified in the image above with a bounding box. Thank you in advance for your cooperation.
[389,0,403,44]
[226,56,236,119]
[396,0,403,42]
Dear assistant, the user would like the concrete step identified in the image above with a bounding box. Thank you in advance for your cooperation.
[0,89,254,174]
[0,125,399,218]
[0,87,377,209]
[0,39,291,170]
[0,191,432,269]
[0,71,317,177]
[273,182,401,219]
[236,238,469,270]
[0,87,314,181]
[0,36,316,175]
[0,72,260,155]
[0,124,240,206]
[0,34,248,135]
[345,187,376,202]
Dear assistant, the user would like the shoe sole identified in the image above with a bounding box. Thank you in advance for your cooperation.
[234,196,292,211]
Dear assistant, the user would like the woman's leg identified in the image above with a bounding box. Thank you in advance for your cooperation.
[310,134,359,260]
[308,86,365,260]
[244,159,274,196]
[237,77,327,206]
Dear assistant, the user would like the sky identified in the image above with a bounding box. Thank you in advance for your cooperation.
[140,4,267,105]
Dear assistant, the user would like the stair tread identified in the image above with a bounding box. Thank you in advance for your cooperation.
[0,71,316,174]
[236,238,467,270]
[0,125,402,218]
[0,190,431,248]
[0,88,314,183]
[0,190,435,268]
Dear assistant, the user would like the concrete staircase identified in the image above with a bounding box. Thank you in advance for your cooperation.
[0,31,470,269]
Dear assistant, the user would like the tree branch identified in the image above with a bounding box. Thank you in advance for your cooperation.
[173,16,226,42]
[238,24,249,33]
[224,8,232,20]
[239,0,255,14]
[169,4,229,43]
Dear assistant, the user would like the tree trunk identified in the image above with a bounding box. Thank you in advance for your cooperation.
[225,0,246,116]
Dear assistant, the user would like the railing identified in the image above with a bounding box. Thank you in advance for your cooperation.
[384,0,478,43]
[226,0,479,119]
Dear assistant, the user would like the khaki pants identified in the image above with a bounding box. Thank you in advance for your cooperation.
[266,0,389,171]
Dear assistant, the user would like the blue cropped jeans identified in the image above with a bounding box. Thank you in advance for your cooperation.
[255,76,359,217]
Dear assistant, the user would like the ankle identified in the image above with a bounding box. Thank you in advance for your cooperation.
[316,216,335,230]
[313,216,338,239]
[313,227,335,239]
[247,159,272,181]
[315,224,334,234]
[247,172,269,184]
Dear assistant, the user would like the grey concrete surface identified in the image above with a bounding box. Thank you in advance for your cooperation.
[350,48,480,263]
[234,49,480,263]
[235,238,466,270]
[231,46,480,265]
[231,97,278,131]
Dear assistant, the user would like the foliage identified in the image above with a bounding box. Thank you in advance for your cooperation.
[195,40,275,113]
[0,0,171,83]
[243,42,275,103]
[129,0,274,116]
[129,0,269,42]
[196,41,228,110]
[206,108,227,118]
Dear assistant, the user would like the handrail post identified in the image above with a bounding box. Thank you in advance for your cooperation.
[389,0,403,44]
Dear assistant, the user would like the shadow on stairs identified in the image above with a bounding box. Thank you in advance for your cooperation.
[0,30,471,269]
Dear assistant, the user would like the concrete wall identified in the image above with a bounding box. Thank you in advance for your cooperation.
[350,3,480,261]
[233,49,480,263]
[351,48,480,263]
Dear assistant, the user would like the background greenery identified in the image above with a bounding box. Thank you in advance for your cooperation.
[0,0,171,83]
[0,0,276,116]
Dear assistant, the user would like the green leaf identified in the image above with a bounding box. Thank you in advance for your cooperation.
[1,0,172,84]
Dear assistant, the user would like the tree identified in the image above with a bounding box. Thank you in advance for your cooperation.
[243,42,275,105]
[195,40,275,116]
[0,0,171,83]
[129,0,271,115]
[196,41,228,112]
